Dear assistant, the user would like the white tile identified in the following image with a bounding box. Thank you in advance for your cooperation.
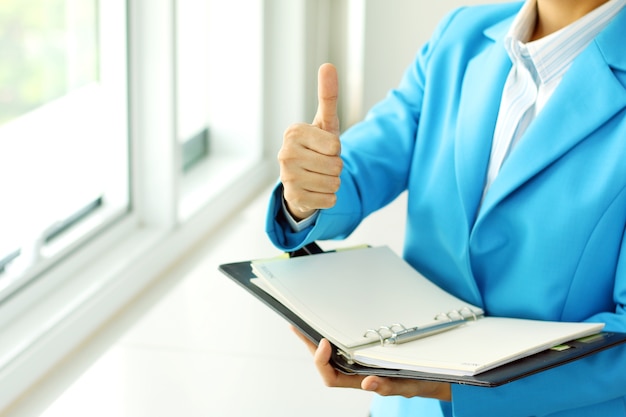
[40,345,373,417]
[118,260,314,359]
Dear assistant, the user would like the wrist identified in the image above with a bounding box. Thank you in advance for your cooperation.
[286,204,316,221]
[281,195,319,232]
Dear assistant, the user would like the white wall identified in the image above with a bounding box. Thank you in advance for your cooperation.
[341,0,510,126]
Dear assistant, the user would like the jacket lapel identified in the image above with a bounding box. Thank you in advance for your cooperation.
[478,8,626,219]
[455,19,512,227]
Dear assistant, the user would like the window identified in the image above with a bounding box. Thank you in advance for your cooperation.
[176,0,264,220]
[0,0,129,300]
[0,0,308,411]
[0,1,98,124]
[177,0,210,174]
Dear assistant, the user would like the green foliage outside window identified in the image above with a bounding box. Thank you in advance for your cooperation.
[0,0,98,126]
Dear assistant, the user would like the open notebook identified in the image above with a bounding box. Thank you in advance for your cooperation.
[248,246,603,377]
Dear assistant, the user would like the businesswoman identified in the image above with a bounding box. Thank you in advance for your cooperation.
[267,0,626,415]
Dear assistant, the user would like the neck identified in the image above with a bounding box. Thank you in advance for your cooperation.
[532,0,610,40]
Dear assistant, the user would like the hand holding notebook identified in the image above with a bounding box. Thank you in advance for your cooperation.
[249,246,603,377]
[219,244,626,386]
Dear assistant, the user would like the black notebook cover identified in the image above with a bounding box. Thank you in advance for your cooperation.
[219,258,626,387]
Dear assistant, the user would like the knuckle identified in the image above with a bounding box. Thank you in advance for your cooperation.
[283,123,308,142]
[323,193,338,209]
[336,157,344,172]
[277,144,300,166]
[326,157,343,177]
[321,178,338,193]
[327,138,341,156]
[277,148,291,164]
[330,177,341,193]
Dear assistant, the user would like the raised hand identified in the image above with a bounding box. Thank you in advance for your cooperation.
[278,63,343,220]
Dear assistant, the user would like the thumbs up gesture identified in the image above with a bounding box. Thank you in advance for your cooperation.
[278,63,343,220]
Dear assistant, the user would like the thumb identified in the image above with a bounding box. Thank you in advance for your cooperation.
[313,63,340,135]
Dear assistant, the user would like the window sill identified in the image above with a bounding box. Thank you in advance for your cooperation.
[0,158,276,412]
[179,153,265,222]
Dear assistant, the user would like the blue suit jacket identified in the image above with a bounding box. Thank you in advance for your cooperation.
[267,3,626,416]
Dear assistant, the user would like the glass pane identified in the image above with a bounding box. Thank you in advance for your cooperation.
[0,0,129,297]
[0,0,98,125]
[177,0,210,172]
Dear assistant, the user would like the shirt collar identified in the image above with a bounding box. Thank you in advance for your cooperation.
[505,0,626,86]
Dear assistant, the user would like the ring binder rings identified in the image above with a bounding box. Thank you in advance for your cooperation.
[219,244,626,387]
[366,308,482,346]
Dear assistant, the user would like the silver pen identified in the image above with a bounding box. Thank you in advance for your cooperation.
[384,319,467,345]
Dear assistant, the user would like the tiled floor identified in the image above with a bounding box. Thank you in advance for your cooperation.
[5,185,407,417]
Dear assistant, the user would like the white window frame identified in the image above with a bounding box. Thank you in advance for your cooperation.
[0,0,323,412]
[0,0,130,300]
